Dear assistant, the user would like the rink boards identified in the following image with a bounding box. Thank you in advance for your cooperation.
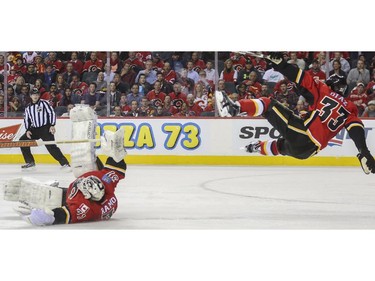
[0,117,374,166]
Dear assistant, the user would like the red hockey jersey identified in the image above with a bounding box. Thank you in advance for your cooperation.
[299,72,363,150]
[65,168,125,223]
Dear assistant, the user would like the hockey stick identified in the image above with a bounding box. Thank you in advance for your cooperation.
[237,51,266,59]
[0,139,100,148]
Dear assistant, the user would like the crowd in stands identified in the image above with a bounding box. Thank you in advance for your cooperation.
[0,51,375,118]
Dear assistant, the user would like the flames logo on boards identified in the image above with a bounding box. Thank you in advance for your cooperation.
[172,99,184,109]
[0,124,22,142]
[152,98,163,108]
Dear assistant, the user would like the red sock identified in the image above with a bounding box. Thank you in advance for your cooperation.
[238,97,270,116]
[259,140,279,156]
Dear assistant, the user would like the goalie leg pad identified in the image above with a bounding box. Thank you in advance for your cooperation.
[3,177,63,209]
[70,105,98,177]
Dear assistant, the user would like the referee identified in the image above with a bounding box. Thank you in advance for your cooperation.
[19,88,70,170]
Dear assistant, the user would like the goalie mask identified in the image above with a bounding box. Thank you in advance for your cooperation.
[326,74,348,96]
[77,176,105,201]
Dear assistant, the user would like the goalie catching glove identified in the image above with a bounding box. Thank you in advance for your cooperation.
[357,150,375,175]
[100,127,127,163]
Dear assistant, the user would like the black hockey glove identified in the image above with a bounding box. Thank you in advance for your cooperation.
[357,150,375,174]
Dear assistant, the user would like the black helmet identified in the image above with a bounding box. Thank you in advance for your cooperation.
[326,74,348,96]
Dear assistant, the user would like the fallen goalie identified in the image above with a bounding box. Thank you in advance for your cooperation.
[3,106,128,226]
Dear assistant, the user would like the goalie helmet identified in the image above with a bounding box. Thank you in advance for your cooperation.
[326,74,348,96]
[79,176,105,201]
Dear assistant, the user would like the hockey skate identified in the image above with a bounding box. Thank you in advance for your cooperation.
[215,91,240,117]
[245,141,261,153]
[21,162,36,171]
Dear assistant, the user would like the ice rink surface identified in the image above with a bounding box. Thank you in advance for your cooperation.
[1,163,375,229]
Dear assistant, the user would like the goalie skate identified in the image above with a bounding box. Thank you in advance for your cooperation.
[215,91,240,117]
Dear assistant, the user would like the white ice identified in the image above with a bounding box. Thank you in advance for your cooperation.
[1,164,375,229]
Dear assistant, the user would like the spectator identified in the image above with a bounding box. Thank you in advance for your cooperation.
[34,54,46,75]
[70,74,88,94]
[186,93,203,116]
[137,73,152,96]
[274,80,299,110]
[68,52,84,75]
[261,67,284,83]
[163,95,178,115]
[162,61,176,85]
[168,52,186,73]
[125,100,139,117]
[190,52,206,73]
[0,94,9,116]
[365,71,375,101]
[243,71,262,97]
[138,97,154,117]
[112,73,129,95]
[146,81,166,107]
[110,105,125,117]
[154,104,172,117]
[176,68,195,95]
[287,52,306,70]
[169,82,187,104]
[62,62,78,85]
[109,52,123,73]
[186,61,200,84]
[22,52,38,64]
[126,84,143,106]
[347,59,371,86]
[55,74,68,95]
[230,52,247,72]
[329,59,347,78]
[13,57,27,75]
[330,52,350,74]
[347,81,368,116]
[95,72,107,93]
[43,65,57,89]
[120,62,137,86]
[23,64,39,85]
[151,53,164,72]
[362,100,375,117]
[81,82,100,110]
[236,83,252,100]
[34,79,46,95]
[307,59,326,82]
[204,60,218,86]
[41,83,62,109]
[8,96,24,116]
[219,59,238,84]
[135,59,157,85]
[124,51,144,73]
[237,59,262,85]
[45,52,64,73]
[155,71,173,94]
[83,52,104,73]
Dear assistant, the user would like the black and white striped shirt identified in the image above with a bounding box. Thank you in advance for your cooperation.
[24,99,56,130]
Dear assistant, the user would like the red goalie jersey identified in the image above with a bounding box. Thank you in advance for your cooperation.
[61,160,126,224]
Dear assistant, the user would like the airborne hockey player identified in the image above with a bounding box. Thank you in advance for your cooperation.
[216,52,375,175]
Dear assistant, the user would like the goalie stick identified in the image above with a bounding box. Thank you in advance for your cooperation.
[0,138,100,148]
[236,51,283,65]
